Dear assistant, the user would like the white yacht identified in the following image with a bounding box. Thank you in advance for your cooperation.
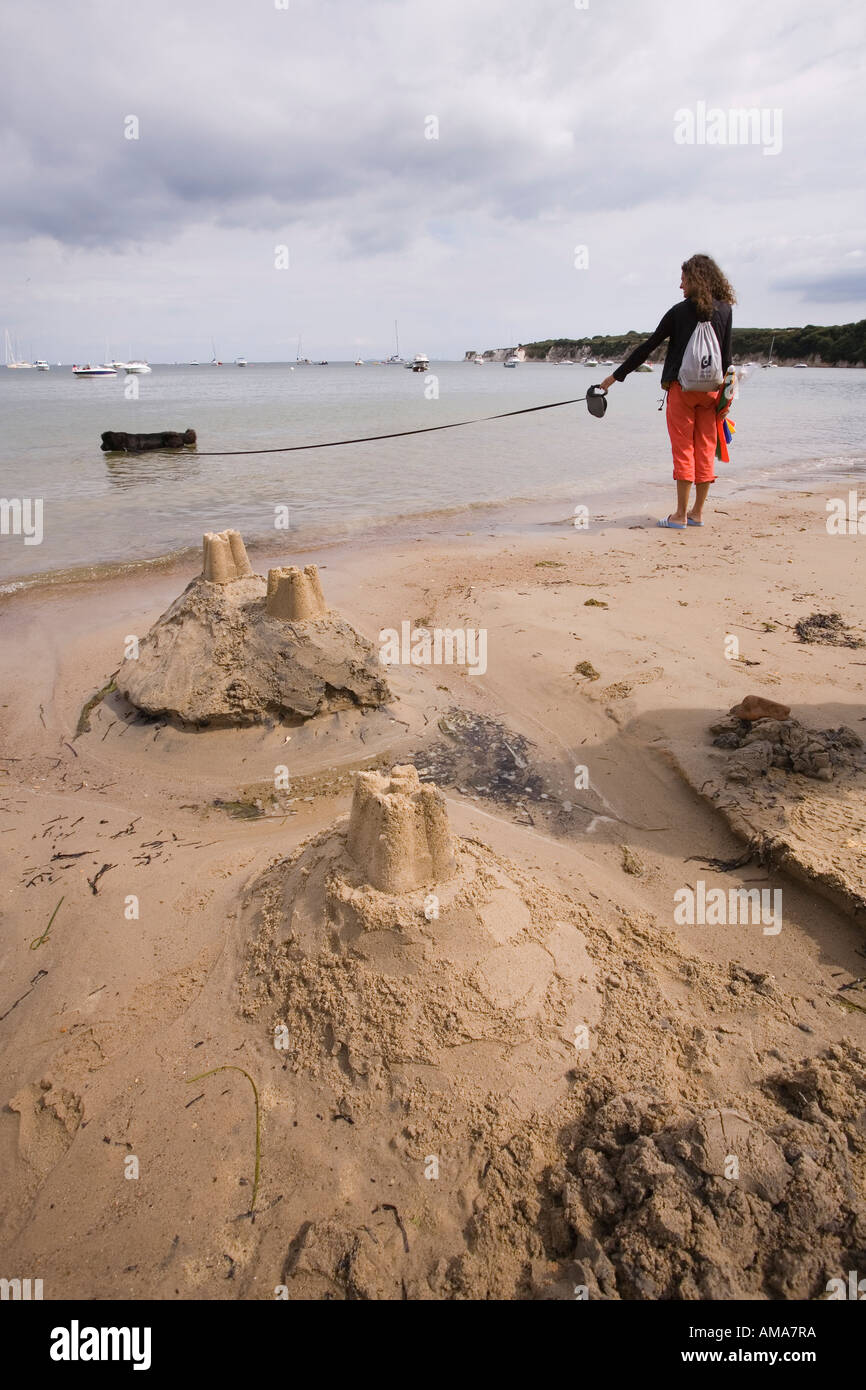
[473,353,485,365]
[235,356,247,367]
[407,352,429,372]
[124,360,152,374]
[34,360,50,371]
[504,353,519,368]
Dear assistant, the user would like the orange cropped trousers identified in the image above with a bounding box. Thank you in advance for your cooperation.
[665,382,721,484]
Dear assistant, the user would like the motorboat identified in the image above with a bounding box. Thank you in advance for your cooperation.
[72,363,117,377]
[504,354,519,367]
[34,360,50,371]
[235,356,247,367]
[124,360,152,374]
[407,353,429,372]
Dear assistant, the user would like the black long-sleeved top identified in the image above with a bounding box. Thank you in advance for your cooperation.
[612,297,733,387]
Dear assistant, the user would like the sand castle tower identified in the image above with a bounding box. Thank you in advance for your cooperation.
[202,529,254,583]
[266,565,327,621]
[346,764,455,892]
[116,529,391,724]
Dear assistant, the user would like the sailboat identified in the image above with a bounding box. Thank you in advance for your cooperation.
[386,320,406,366]
[295,334,312,365]
[763,334,778,368]
[5,329,33,368]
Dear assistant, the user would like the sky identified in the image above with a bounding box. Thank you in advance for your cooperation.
[2,0,864,362]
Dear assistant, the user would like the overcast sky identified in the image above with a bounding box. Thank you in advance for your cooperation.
[2,0,864,361]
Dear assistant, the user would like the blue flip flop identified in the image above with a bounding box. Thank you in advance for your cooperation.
[657,517,686,529]
[687,517,703,527]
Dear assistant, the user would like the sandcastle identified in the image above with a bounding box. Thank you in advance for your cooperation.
[266,565,327,621]
[202,528,254,583]
[116,529,391,724]
[241,764,599,1091]
[346,765,455,892]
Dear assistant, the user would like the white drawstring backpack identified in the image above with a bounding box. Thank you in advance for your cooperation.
[678,320,723,391]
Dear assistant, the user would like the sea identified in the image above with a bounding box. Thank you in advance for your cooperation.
[1,361,865,589]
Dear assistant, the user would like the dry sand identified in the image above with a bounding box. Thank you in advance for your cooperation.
[1,488,865,1300]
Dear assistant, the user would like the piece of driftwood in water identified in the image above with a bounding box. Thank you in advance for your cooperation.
[101,429,197,452]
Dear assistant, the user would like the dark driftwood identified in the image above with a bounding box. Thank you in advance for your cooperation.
[101,429,197,452]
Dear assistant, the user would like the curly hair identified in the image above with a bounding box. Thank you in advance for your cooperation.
[682,254,736,320]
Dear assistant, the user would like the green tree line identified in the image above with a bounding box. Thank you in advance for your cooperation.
[517,320,866,366]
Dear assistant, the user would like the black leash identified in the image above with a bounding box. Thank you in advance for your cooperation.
[194,388,607,457]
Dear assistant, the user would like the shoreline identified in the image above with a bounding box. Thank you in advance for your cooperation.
[3,459,865,598]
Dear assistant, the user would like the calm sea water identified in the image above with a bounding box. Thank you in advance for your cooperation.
[1,361,865,587]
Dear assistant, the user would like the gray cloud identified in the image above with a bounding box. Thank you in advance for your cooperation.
[771,270,866,303]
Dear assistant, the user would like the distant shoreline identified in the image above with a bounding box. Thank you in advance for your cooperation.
[467,318,866,369]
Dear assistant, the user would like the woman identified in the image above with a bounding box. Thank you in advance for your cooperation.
[600,254,735,529]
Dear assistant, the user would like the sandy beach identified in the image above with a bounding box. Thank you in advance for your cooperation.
[1,485,864,1300]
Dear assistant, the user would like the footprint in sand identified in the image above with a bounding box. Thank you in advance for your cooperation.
[1,1078,83,1240]
[600,666,665,701]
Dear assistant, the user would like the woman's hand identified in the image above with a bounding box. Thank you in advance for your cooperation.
[599,375,617,390]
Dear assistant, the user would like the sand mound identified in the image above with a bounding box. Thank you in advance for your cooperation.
[711,713,865,783]
[432,1044,866,1301]
[116,531,391,724]
[540,1061,866,1300]
[241,765,599,1096]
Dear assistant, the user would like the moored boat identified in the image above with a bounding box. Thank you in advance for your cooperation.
[72,363,117,377]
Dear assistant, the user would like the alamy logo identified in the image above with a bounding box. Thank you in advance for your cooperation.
[379,621,487,676]
[1,1277,43,1300]
[0,497,43,545]
[825,1270,865,1300]
[50,1320,152,1371]
[826,492,866,535]
[674,880,782,935]
[674,102,783,156]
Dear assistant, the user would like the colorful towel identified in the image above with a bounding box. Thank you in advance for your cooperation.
[715,367,738,462]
